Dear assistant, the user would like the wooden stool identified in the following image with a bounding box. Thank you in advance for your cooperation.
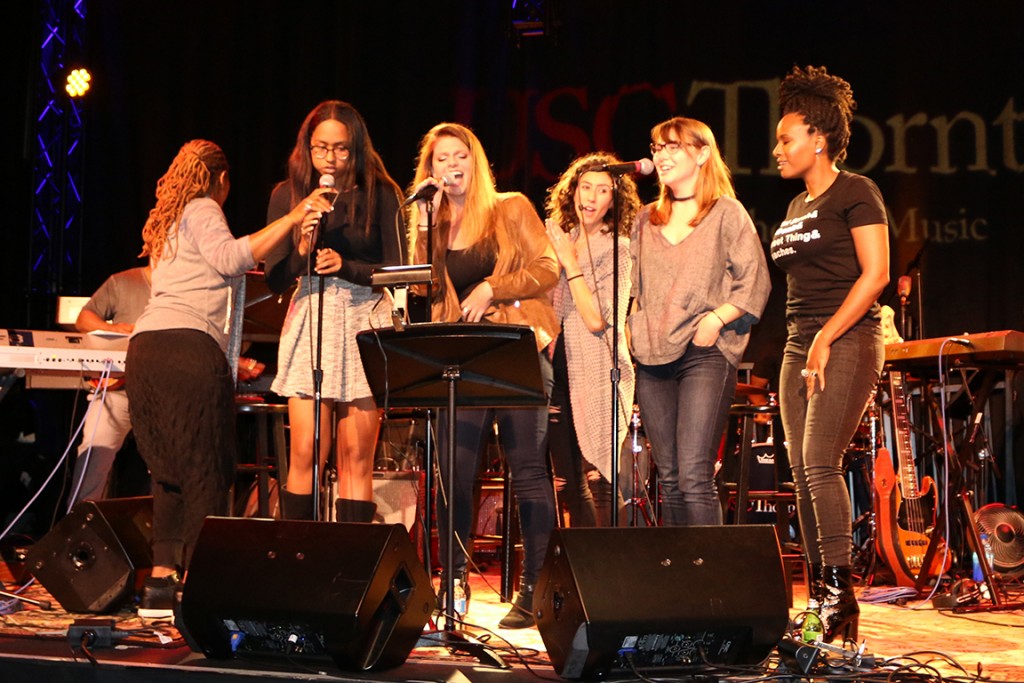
[719,403,803,605]
[234,401,289,518]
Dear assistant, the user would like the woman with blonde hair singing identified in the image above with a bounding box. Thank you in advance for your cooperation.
[407,122,558,629]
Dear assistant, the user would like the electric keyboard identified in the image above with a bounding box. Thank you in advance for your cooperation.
[0,328,128,375]
[885,330,1024,368]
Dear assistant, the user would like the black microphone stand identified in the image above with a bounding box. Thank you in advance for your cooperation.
[417,191,505,668]
[609,177,622,527]
[310,213,329,520]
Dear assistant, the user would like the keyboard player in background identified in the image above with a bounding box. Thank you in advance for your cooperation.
[69,263,152,504]
[70,262,268,506]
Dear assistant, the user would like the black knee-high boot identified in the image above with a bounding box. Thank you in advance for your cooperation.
[335,498,377,523]
[280,490,313,520]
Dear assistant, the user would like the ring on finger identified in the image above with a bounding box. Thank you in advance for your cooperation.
[800,368,818,378]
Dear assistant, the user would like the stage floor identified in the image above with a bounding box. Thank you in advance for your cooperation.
[3,557,1024,682]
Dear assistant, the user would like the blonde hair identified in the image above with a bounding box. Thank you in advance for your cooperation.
[140,139,228,261]
[649,117,734,228]
[407,123,499,263]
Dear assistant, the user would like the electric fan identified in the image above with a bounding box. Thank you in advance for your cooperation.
[975,503,1024,577]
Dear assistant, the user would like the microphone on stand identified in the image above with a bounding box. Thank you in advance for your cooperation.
[585,158,655,176]
[401,174,455,207]
[897,276,912,305]
[897,275,913,340]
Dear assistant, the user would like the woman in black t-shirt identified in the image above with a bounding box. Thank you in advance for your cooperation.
[771,66,889,643]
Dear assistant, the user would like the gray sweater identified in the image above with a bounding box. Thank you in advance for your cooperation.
[628,196,770,367]
[133,197,256,354]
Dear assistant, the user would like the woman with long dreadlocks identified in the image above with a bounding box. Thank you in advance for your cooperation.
[126,139,333,618]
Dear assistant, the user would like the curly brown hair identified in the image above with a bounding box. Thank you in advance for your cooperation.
[779,65,857,163]
[140,139,228,262]
[545,152,641,237]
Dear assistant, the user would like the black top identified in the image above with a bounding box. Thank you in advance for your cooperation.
[264,181,404,294]
[770,171,887,317]
[447,246,497,301]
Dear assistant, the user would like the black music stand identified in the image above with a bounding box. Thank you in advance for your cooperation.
[356,322,546,667]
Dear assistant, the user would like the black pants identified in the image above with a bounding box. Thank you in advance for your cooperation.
[126,329,236,570]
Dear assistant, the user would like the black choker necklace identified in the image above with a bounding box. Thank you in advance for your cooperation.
[670,193,695,202]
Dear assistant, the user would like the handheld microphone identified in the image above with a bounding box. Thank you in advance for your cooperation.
[308,174,337,248]
[401,175,454,207]
[586,159,655,176]
[319,174,339,205]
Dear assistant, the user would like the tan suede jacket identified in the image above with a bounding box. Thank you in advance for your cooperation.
[416,192,559,351]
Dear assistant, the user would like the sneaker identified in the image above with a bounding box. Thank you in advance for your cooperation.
[138,574,181,619]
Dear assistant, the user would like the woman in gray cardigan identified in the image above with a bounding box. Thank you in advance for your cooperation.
[628,117,770,527]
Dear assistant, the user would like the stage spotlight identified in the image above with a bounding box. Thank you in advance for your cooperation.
[510,0,553,42]
[66,68,91,98]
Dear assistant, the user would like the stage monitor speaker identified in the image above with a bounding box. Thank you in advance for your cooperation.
[25,496,153,614]
[535,525,788,679]
[179,517,435,671]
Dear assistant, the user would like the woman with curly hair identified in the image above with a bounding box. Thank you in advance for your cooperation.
[771,65,889,642]
[265,100,404,523]
[544,153,641,526]
[127,139,332,617]
[629,117,770,529]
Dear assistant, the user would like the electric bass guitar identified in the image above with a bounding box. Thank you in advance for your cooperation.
[873,367,951,587]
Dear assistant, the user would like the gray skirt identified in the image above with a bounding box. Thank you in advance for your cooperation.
[272,276,389,402]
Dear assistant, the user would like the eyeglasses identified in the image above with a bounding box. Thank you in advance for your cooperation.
[310,143,350,160]
[649,141,687,155]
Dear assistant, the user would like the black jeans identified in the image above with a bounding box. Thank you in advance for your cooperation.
[437,353,555,586]
[779,315,883,566]
[635,343,737,526]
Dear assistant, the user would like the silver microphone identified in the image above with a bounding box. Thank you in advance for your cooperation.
[319,173,339,206]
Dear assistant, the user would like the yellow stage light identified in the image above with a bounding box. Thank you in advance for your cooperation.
[66,68,92,97]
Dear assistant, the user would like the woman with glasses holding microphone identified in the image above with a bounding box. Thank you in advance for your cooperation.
[265,100,405,522]
[628,116,770,527]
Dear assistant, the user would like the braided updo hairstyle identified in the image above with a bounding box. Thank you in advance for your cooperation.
[779,65,857,163]
[140,139,228,261]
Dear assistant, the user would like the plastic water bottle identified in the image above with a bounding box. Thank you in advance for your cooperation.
[452,579,467,617]
[981,532,995,573]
